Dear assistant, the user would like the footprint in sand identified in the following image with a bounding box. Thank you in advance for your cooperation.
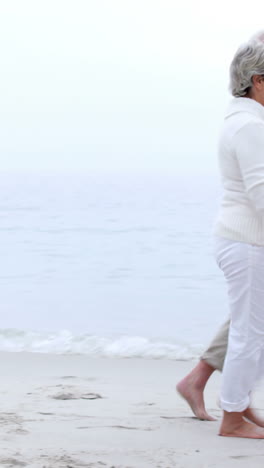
[51,391,103,400]
[76,424,156,431]
[42,453,102,467]
[0,458,27,467]
[60,375,78,379]
[135,402,156,406]
[0,413,28,435]
[60,375,99,383]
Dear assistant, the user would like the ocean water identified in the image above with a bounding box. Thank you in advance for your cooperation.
[0,171,228,359]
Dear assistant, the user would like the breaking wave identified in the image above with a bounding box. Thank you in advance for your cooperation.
[0,328,204,360]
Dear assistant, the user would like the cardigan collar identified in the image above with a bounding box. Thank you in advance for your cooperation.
[225,97,264,121]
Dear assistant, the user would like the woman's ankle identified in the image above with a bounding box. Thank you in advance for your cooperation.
[221,410,245,430]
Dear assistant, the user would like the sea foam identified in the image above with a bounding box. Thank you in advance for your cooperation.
[0,328,204,360]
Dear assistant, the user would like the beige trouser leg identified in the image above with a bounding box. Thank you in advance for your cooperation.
[200,319,230,371]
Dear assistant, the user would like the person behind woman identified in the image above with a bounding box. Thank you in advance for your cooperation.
[179,32,264,438]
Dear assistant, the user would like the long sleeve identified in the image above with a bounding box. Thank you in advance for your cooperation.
[234,120,264,214]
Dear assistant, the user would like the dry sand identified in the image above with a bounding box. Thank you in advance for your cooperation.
[1,352,264,467]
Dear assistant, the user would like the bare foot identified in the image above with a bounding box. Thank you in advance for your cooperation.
[219,410,264,439]
[176,360,216,421]
[244,408,264,427]
[219,420,264,439]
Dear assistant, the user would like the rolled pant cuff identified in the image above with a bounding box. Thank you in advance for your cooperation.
[200,355,223,372]
[220,395,250,413]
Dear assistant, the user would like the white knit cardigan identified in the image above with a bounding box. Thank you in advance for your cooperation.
[212,96,264,246]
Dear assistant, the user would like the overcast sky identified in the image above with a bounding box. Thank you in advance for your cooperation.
[0,1,263,173]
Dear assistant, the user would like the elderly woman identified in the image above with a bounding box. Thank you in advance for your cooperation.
[178,32,264,438]
[214,34,264,438]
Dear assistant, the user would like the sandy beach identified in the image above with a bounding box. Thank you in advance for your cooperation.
[0,353,264,467]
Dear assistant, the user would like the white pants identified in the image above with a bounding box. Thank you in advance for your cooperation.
[214,235,264,412]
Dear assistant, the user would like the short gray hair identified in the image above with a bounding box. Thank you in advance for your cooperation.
[229,31,264,97]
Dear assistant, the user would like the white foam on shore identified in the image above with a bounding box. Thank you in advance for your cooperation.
[0,328,204,360]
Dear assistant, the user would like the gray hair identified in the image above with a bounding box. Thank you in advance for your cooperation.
[229,30,264,97]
